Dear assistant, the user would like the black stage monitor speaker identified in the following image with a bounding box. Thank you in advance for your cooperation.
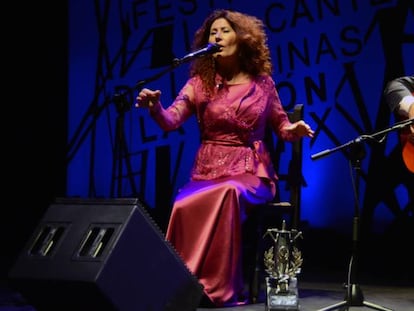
[8,197,203,311]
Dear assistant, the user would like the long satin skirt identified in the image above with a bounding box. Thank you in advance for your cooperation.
[165,173,274,306]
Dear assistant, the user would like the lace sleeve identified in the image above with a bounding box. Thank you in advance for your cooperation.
[149,79,196,131]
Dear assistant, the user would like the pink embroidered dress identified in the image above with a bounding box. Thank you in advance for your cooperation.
[149,74,299,306]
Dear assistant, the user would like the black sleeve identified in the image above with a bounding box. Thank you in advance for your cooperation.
[383,75,414,112]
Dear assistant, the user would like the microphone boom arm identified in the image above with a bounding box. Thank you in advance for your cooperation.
[311,117,414,161]
[135,62,180,90]
[135,43,221,89]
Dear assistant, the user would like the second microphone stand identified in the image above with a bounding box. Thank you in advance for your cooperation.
[310,118,413,311]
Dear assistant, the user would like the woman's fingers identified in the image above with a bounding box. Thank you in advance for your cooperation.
[136,89,161,108]
[285,121,314,138]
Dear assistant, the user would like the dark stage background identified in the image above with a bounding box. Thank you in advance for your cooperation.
[2,0,413,285]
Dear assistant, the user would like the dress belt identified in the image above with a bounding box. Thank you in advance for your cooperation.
[202,140,251,147]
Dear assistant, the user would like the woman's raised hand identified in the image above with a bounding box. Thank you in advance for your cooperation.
[135,88,162,108]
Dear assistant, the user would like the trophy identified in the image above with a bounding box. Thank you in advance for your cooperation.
[263,220,303,311]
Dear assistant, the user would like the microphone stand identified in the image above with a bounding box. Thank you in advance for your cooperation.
[310,118,413,311]
[110,53,200,197]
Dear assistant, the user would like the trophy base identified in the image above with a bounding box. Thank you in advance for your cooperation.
[265,277,299,311]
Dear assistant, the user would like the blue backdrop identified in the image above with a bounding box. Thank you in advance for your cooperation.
[66,0,414,234]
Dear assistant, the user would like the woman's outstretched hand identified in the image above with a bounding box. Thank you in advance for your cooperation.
[135,88,162,108]
[285,120,314,138]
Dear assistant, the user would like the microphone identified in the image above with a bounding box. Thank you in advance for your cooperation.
[175,43,222,64]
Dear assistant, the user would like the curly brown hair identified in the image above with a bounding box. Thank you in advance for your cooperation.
[189,9,273,94]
